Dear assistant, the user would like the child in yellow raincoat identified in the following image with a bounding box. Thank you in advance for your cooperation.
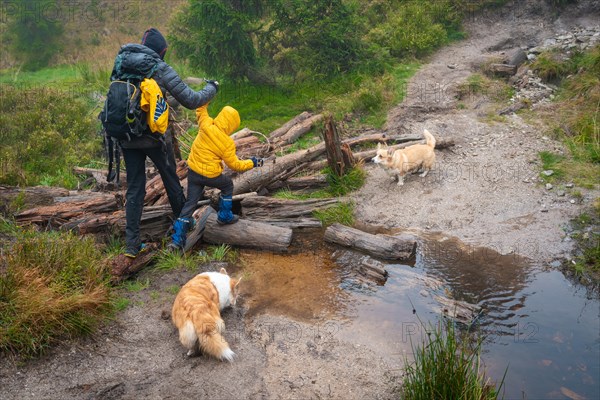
[169,103,264,249]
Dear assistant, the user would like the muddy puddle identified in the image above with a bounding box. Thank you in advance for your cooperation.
[239,227,599,399]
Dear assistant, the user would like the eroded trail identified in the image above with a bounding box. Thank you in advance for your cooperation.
[353,5,600,264]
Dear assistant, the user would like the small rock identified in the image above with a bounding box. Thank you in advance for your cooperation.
[546,183,553,190]
[527,53,537,61]
[542,170,554,176]
[447,64,457,69]
[557,190,566,197]
[550,260,562,268]
[570,199,576,204]
[541,206,549,212]
[566,183,574,188]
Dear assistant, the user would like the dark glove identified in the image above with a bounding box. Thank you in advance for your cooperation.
[250,156,264,167]
[204,79,219,93]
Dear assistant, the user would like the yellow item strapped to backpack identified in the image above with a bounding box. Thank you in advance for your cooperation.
[140,78,169,134]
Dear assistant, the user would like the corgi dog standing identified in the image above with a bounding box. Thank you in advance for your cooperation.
[373,129,436,186]
[171,268,241,362]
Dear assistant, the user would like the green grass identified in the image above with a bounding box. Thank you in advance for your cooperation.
[153,244,238,272]
[112,297,130,312]
[273,166,367,200]
[119,278,150,292]
[102,235,126,257]
[402,319,505,400]
[326,166,367,196]
[0,65,80,85]
[0,230,112,359]
[539,151,566,181]
[207,244,236,262]
[313,202,355,226]
[569,199,600,281]
[166,285,181,295]
[534,46,599,183]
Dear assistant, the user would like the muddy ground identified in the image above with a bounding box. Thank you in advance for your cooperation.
[1,2,599,399]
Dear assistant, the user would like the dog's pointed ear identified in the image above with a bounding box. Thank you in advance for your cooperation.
[220,267,228,275]
[388,148,394,156]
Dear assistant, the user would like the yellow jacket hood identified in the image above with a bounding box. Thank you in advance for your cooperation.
[187,104,254,178]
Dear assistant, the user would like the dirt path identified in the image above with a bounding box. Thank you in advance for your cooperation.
[353,4,600,265]
[1,3,599,400]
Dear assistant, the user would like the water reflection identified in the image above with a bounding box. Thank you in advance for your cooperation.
[238,228,599,399]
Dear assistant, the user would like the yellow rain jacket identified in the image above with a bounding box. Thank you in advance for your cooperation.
[187,104,254,178]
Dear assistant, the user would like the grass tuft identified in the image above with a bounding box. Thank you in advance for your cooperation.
[0,230,112,359]
[402,319,505,400]
[313,202,355,227]
[153,244,238,272]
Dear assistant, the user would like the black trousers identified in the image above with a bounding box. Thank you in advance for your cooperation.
[179,169,234,219]
[122,144,185,253]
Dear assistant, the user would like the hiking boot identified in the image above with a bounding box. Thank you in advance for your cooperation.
[170,218,193,249]
[124,243,147,259]
[216,195,239,225]
[217,214,239,225]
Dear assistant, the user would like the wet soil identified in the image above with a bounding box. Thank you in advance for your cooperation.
[1,2,599,399]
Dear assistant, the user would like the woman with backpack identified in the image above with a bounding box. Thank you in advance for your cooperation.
[109,28,219,258]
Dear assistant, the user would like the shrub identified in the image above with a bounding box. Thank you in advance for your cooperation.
[0,230,111,358]
[5,0,64,70]
[267,0,371,79]
[0,85,100,187]
[169,0,262,81]
[367,1,452,58]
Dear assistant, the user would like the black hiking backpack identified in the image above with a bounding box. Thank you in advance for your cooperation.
[99,79,149,142]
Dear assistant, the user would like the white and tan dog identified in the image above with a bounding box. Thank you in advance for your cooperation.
[373,129,436,186]
[171,268,241,361]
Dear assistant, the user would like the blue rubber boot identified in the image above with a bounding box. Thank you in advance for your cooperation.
[217,195,239,225]
[169,218,193,250]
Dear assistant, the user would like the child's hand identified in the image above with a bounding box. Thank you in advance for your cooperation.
[250,157,264,167]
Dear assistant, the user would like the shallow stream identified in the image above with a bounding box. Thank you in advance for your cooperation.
[239,228,599,400]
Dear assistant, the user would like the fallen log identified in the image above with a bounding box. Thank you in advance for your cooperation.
[267,174,328,191]
[110,242,159,284]
[15,193,122,227]
[232,127,258,140]
[203,213,293,251]
[244,217,323,229]
[343,133,423,148]
[232,140,327,195]
[73,167,126,186]
[241,195,340,219]
[183,206,215,252]
[353,138,455,162]
[0,185,69,212]
[269,111,312,140]
[273,114,324,146]
[324,223,416,260]
[359,257,388,285]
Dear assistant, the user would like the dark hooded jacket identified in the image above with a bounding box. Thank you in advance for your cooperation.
[110,30,216,147]
[110,44,215,111]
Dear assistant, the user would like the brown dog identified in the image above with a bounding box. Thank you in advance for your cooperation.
[171,268,241,361]
[373,129,436,185]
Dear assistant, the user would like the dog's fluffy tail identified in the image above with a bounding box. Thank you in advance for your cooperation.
[179,320,198,350]
[197,318,235,362]
[178,317,235,362]
[424,129,436,149]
